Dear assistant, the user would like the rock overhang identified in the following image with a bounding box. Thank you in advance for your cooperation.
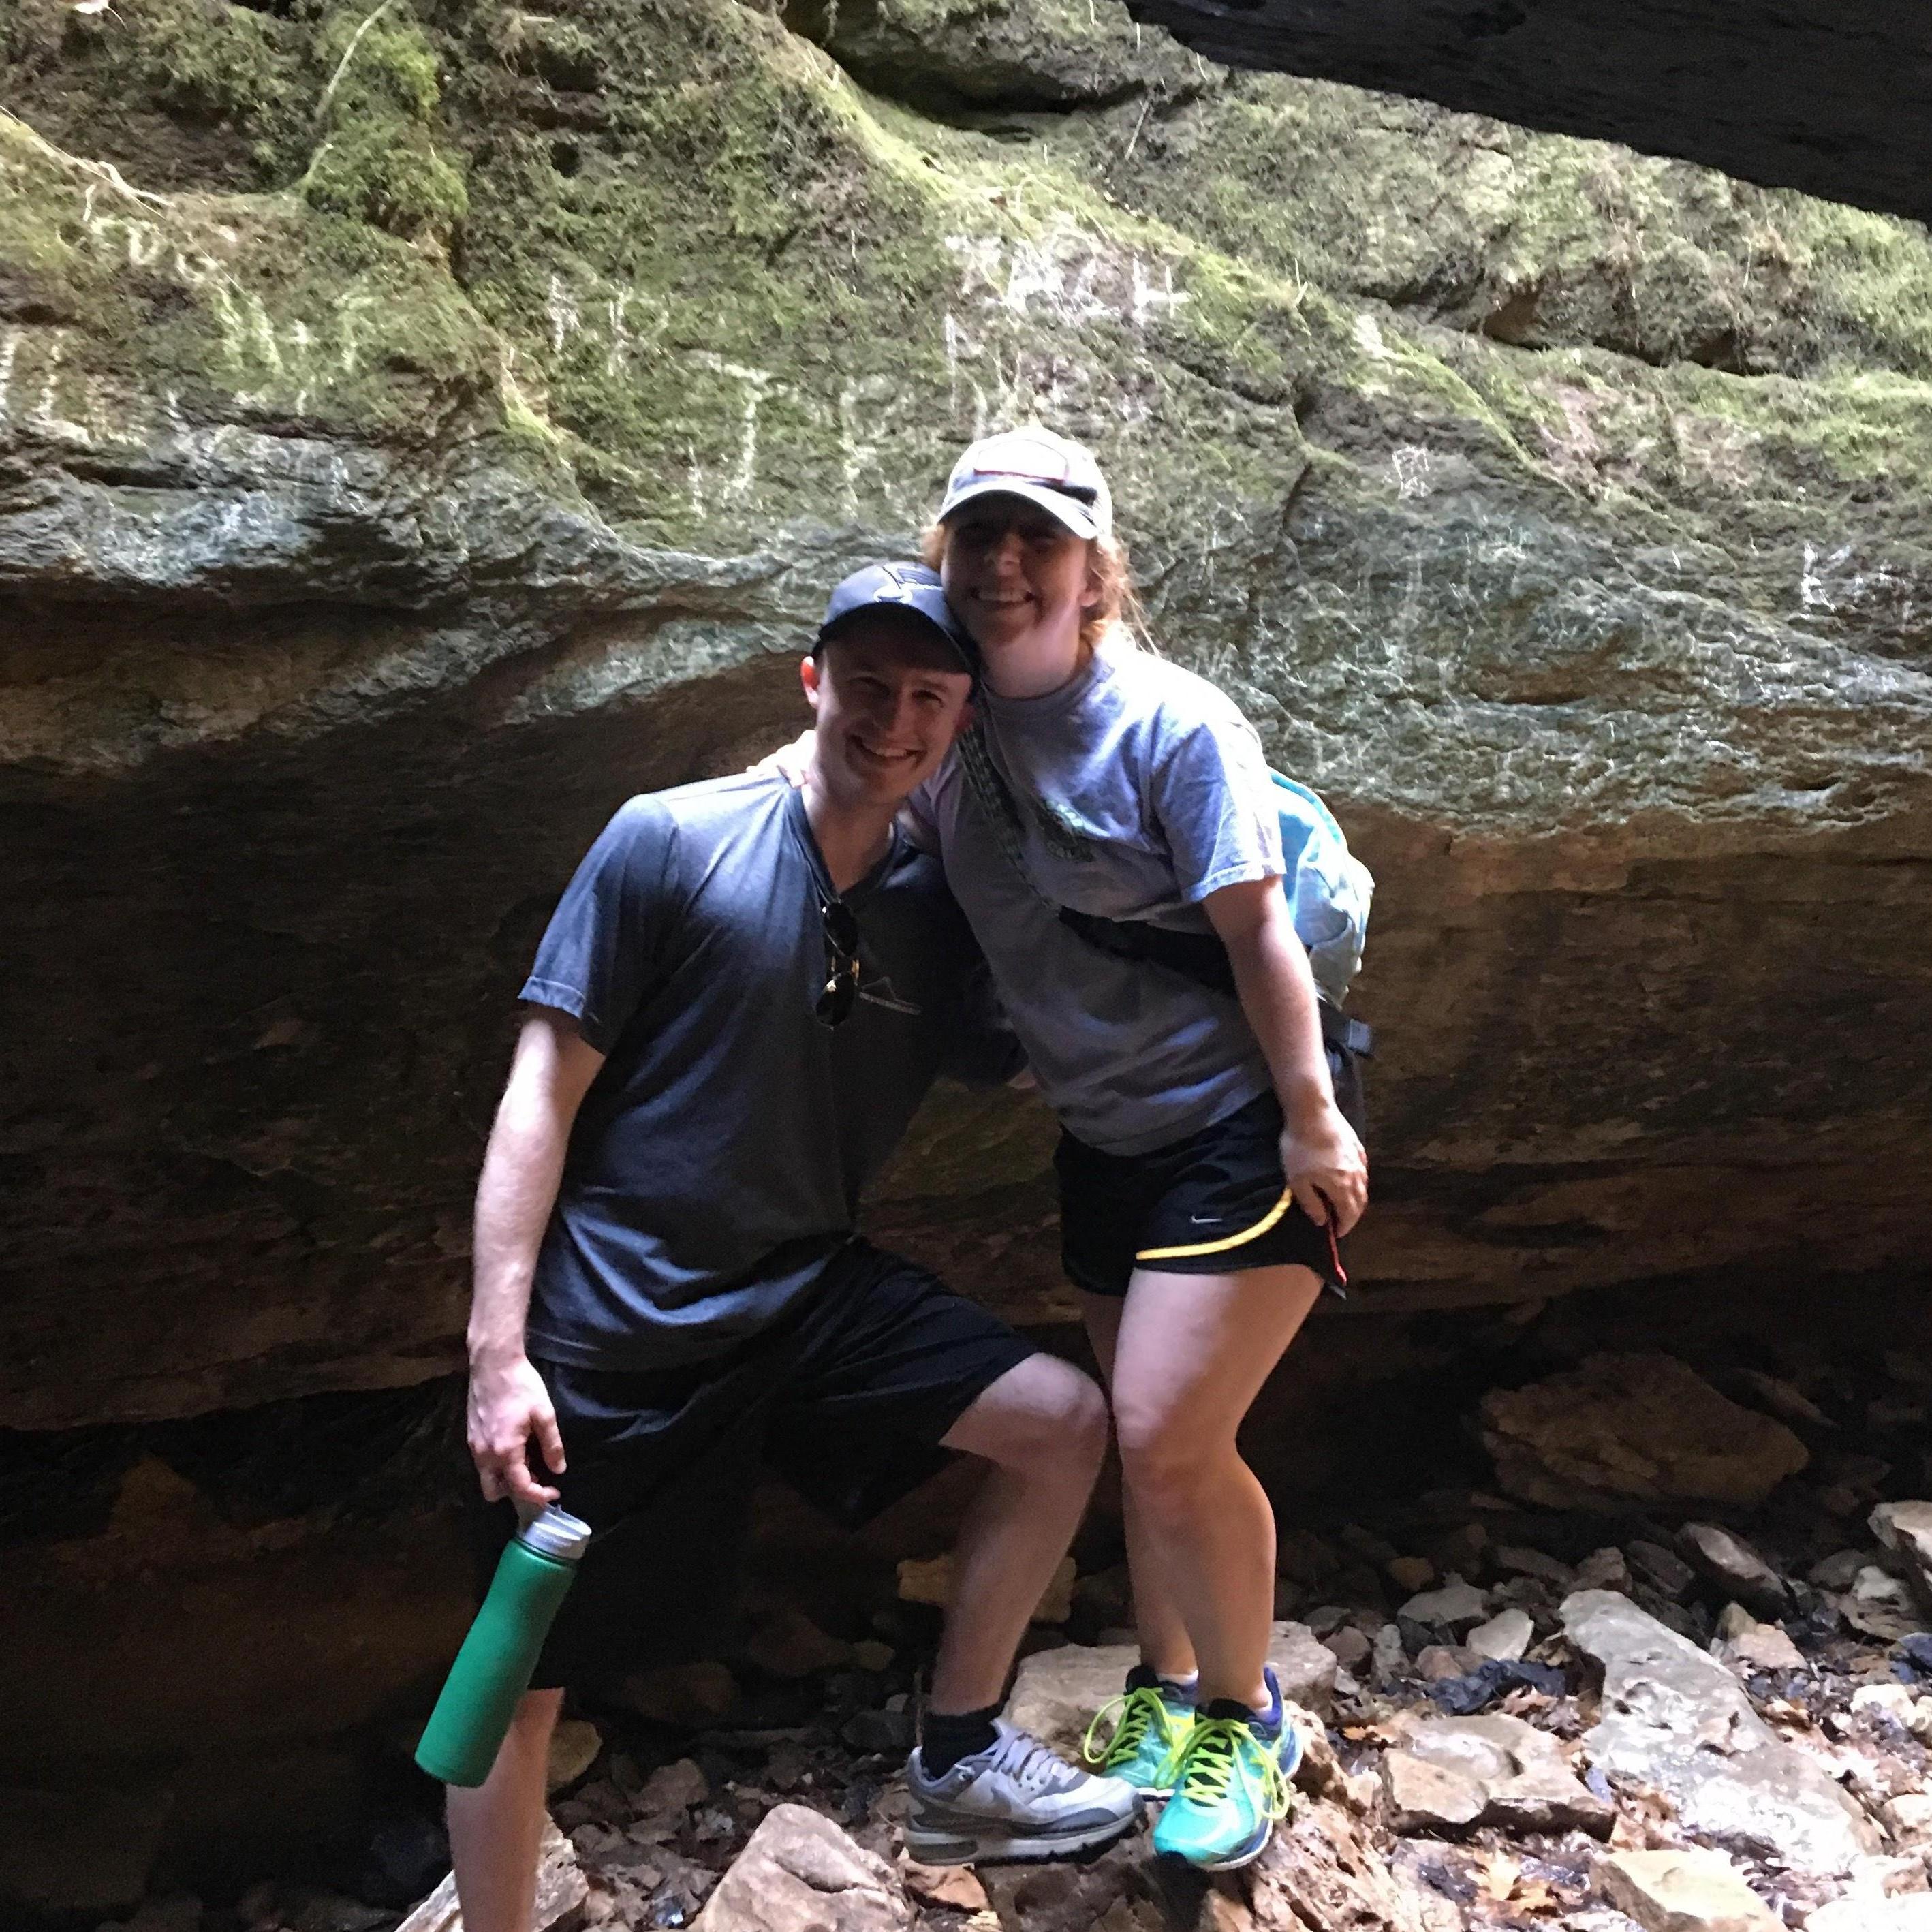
[1,0,1930,1430]
[1117,0,1932,231]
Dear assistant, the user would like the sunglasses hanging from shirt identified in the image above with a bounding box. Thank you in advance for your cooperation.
[816,897,862,1028]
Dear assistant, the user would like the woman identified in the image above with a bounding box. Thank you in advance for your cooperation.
[907,427,1369,1871]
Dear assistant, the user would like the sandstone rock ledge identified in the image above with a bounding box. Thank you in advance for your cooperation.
[3,0,1931,1433]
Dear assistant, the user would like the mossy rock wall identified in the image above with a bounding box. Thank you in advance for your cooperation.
[2,0,1930,1441]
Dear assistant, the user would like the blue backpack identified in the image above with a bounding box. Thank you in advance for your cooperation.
[1270,771,1373,1010]
[957,729,1374,1033]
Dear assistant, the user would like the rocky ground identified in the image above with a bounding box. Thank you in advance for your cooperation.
[84,1345,1932,1932]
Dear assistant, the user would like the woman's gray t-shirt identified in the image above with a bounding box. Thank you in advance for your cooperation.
[909,640,1285,1156]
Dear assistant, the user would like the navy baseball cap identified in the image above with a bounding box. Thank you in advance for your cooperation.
[815,562,977,673]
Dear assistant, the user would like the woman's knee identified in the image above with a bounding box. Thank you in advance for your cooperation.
[1115,1407,1235,1516]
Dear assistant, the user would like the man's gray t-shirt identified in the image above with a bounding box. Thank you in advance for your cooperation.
[909,641,1284,1156]
[521,773,1014,1369]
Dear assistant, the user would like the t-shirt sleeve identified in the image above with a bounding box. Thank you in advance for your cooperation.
[941,957,1029,1088]
[520,797,679,1053]
[1149,705,1286,904]
[899,770,943,854]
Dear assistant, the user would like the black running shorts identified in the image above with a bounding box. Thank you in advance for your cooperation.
[1057,1081,1359,1300]
[469,1241,1035,1689]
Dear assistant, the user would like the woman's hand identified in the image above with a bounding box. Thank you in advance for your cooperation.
[1204,878,1370,1236]
[751,730,813,787]
[1278,1100,1367,1236]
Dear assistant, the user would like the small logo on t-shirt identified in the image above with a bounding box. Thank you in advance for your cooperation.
[1027,794,1097,863]
[858,972,922,1016]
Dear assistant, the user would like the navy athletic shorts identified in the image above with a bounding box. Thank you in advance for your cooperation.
[468,1240,1034,1688]
[1057,1031,1367,1300]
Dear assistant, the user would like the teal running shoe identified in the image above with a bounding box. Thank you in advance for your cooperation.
[1081,1666,1196,1798]
[1149,1668,1300,1871]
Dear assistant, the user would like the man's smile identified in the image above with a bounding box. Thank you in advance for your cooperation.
[847,734,923,772]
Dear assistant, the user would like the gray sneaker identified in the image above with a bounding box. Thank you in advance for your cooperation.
[904,1721,1141,1865]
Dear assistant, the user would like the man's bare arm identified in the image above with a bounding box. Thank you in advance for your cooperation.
[467,1008,606,1507]
[1203,877,1368,1236]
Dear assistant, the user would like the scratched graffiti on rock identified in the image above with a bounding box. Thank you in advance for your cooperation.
[531,226,1183,520]
[0,160,405,441]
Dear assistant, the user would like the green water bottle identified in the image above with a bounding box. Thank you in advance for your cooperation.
[416,1503,591,1786]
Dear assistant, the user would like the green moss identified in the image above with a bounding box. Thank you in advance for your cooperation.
[300,1,467,241]
[1066,66,1932,384]
[5,0,1932,586]
[302,124,468,236]
[140,0,295,125]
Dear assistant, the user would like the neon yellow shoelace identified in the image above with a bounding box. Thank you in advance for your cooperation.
[1082,1686,1174,1770]
[1171,1717,1290,1820]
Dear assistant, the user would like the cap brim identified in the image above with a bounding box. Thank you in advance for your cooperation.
[816,604,976,674]
[939,478,1103,542]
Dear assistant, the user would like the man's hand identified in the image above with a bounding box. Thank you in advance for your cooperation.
[467,1352,567,1507]
[1279,1099,1368,1237]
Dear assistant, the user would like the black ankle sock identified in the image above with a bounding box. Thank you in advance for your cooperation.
[922,1702,1001,1775]
[1202,1668,1281,1734]
[1125,1663,1197,1708]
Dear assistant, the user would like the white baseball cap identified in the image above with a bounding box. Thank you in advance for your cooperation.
[937,428,1113,542]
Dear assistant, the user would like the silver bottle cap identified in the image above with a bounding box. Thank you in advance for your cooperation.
[517,1503,592,1562]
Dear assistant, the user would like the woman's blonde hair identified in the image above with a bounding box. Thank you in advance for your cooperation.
[920,520,1149,661]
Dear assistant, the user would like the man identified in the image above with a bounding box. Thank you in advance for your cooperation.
[451,563,1140,1932]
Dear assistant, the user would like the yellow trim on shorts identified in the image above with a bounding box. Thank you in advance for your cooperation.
[1135,1187,1295,1262]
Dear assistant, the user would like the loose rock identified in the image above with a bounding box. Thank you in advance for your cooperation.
[1850,1683,1932,1736]
[637,1759,709,1815]
[897,1553,1075,1625]
[1882,1793,1932,1843]
[1719,1620,1807,1677]
[1323,1626,1372,1672]
[1387,1556,1437,1594]
[1563,1589,1881,1875]
[1381,1711,1614,1837]
[1809,1550,1870,1590]
[744,1608,854,1680]
[398,1820,585,1932]
[1373,1621,1409,1682]
[1397,1576,1491,1633]
[1578,1546,1634,1591]
[613,1661,740,1728]
[1628,1540,1697,1602]
[1809,1899,1932,1932]
[1678,1524,1792,1621]
[1467,1609,1534,1661]
[1495,1545,1577,1589]
[1736,1370,1834,1430]
[545,1719,604,1794]
[690,1804,908,1931]
[898,1858,988,1911]
[1482,1355,1809,1510]
[1600,1848,1779,1931]
[1380,1749,1486,1833]
[1873,1501,1932,1608]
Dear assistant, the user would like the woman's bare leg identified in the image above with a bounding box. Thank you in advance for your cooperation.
[1104,1265,1321,1707]
[1081,1290,1195,1681]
